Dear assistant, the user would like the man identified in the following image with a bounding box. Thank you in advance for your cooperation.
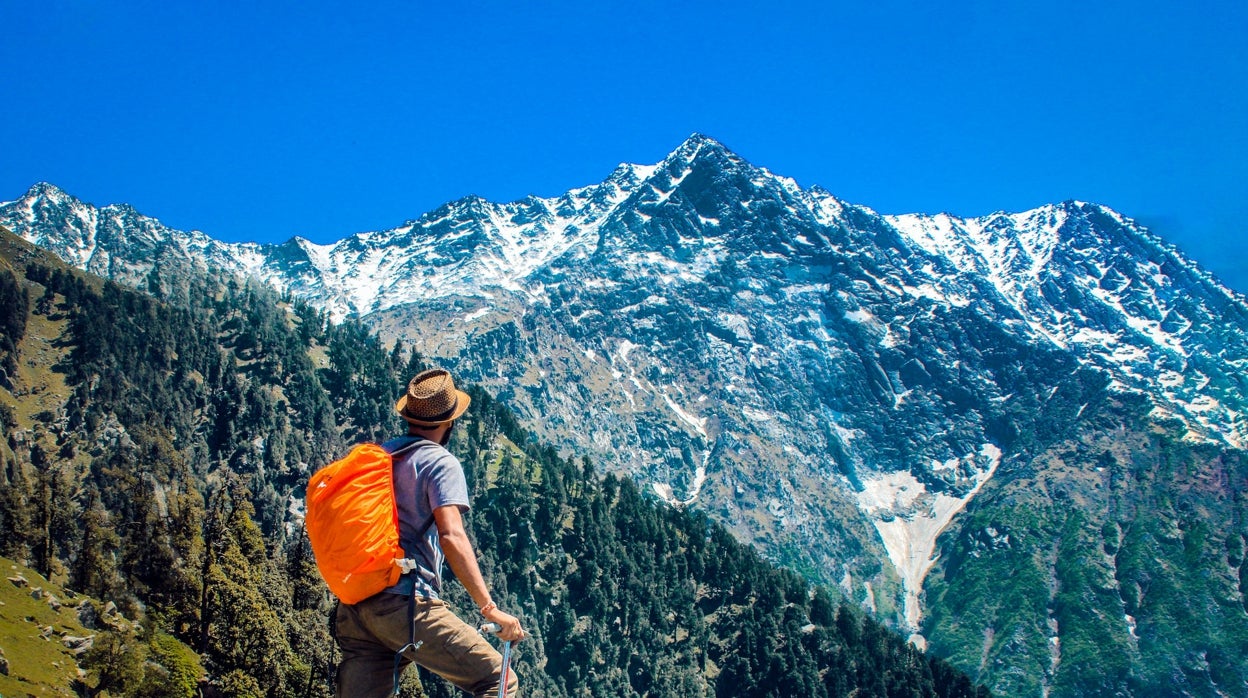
[333,368,524,697]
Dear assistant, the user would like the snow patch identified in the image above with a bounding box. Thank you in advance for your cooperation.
[652,449,711,507]
[845,308,876,324]
[663,392,708,439]
[856,443,1003,632]
[462,307,491,323]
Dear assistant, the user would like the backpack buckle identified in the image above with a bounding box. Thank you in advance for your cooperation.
[395,558,420,574]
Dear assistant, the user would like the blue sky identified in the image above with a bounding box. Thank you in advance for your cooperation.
[4,1,1246,292]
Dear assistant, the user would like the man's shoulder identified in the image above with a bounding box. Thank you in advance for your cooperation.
[382,437,458,466]
[380,436,422,453]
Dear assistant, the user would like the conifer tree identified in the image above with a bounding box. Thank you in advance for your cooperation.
[74,489,122,600]
[0,267,27,386]
[81,629,147,697]
[202,485,302,696]
[165,488,207,636]
[0,442,35,562]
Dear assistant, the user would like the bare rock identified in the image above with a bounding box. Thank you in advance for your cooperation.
[62,635,94,655]
[7,574,28,588]
[77,599,102,629]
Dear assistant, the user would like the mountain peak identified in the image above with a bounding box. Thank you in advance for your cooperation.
[22,182,77,205]
[668,133,736,164]
[678,131,726,149]
[648,133,762,191]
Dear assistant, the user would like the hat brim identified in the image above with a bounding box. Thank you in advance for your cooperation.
[395,389,471,426]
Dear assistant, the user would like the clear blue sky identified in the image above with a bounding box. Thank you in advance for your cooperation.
[4,1,1246,292]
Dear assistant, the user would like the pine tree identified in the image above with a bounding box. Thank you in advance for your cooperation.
[0,267,28,386]
[0,443,36,562]
[74,489,122,600]
[165,488,206,636]
[201,486,302,696]
[81,629,147,697]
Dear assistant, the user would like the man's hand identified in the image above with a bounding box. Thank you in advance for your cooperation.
[483,606,525,642]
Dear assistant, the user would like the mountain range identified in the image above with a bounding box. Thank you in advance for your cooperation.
[4,134,1246,695]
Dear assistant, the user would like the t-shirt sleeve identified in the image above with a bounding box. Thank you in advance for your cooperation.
[424,451,471,513]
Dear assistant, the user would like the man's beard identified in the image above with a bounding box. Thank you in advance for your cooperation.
[439,421,454,447]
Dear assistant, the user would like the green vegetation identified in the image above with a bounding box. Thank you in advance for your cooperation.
[0,555,205,697]
[0,557,90,697]
[924,396,1248,696]
[0,230,988,695]
[0,266,27,387]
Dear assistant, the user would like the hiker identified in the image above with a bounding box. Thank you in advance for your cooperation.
[332,368,524,697]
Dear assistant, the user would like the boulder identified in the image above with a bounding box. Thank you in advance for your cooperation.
[62,635,94,655]
[77,599,101,629]
[6,574,28,588]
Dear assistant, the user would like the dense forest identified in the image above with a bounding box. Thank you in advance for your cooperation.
[0,232,988,697]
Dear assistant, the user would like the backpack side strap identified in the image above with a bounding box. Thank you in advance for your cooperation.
[386,438,437,580]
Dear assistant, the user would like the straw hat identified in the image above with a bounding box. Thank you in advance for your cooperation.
[395,369,471,426]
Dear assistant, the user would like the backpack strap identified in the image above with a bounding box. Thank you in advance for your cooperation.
[384,437,429,459]
[394,592,424,695]
[382,438,442,582]
[382,437,438,693]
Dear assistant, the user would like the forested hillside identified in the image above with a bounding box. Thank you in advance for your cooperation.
[924,393,1248,696]
[0,228,987,696]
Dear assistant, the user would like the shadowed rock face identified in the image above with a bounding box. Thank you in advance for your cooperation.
[7,135,1248,695]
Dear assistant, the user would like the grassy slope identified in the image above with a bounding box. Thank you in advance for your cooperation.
[0,231,115,695]
[0,228,78,432]
[0,556,92,697]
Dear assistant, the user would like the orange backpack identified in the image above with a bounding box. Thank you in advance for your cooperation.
[305,443,420,604]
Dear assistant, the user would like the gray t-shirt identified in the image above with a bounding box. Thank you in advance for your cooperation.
[380,436,471,598]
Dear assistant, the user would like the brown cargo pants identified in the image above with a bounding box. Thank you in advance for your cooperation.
[333,593,518,697]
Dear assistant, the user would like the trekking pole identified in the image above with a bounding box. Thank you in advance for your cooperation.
[479,622,513,698]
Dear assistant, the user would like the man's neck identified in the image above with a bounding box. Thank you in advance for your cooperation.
[409,424,450,446]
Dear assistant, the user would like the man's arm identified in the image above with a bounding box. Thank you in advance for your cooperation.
[434,504,524,642]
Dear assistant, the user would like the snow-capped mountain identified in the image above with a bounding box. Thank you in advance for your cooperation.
[888,204,1248,450]
[5,135,1248,694]
[0,181,254,292]
[7,139,1242,455]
